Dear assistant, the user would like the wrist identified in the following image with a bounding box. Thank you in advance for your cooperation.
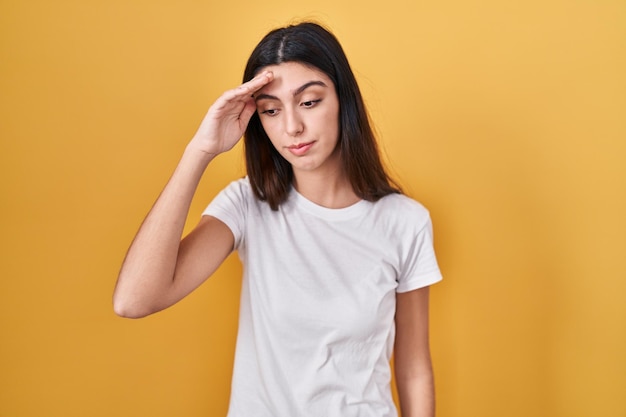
[183,142,218,166]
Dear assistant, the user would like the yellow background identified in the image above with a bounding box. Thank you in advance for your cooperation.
[1,0,625,416]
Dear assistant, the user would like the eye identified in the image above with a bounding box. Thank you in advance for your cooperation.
[260,108,279,116]
[301,99,322,108]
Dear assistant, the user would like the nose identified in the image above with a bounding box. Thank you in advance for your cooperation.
[284,109,304,137]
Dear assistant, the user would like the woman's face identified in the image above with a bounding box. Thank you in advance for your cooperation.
[253,62,341,177]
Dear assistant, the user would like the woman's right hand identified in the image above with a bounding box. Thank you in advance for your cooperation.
[188,70,274,157]
[114,71,275,319]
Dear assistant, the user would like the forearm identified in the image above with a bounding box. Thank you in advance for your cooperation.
[113,146,214,317]
[396,369,435,417]
[113,70,273,318]
[394,287,435,417]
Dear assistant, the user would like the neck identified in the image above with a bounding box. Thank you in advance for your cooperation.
[292,168,360,209]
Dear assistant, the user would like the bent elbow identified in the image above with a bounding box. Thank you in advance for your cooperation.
[112,294,154,319]
[113,305,145,319]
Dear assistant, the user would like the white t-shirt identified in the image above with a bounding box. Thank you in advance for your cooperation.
[204,177,442,417]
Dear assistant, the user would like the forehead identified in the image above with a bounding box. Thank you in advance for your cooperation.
[255,62,334,96]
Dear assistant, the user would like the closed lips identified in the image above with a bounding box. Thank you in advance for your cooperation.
[288,141,314,149]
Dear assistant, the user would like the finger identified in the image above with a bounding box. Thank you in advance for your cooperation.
[211,71,274,112]
[244,70,274,95]
[229,71,273,101]
[238,99,257,125]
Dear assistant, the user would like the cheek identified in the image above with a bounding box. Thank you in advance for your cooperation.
[259,119,282,149]
[320,99,340,123]
[259,117,276,138]
[320,108,340,138]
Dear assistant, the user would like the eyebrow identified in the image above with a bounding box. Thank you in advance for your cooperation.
[254,80,328,102]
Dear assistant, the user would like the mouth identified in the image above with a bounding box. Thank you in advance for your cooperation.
[286,141,315,156]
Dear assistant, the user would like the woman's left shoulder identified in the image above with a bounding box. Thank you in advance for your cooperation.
[379,193,430,216]
[373,193,432,229]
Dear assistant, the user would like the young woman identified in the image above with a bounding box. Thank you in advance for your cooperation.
[113,22,442,417]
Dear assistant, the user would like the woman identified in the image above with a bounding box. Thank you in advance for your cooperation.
[114,22,442,417]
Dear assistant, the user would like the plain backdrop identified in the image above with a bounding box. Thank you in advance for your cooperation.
[1,0,625,416]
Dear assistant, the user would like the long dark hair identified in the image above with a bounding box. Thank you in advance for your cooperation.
[243,22,401,210]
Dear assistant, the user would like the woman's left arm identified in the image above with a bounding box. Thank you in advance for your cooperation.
[394,286,435,417]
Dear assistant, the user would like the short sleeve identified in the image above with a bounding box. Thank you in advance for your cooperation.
[202,178,250,250]
[396,215,443,293]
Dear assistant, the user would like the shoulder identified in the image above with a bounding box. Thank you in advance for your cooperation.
[204,177,261,248]
[212,177,255,205]
[205,177,256,216]
[222,176,253,195]
[373,193,432,231]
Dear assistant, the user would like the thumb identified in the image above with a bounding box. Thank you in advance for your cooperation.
[238,100,258,127]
